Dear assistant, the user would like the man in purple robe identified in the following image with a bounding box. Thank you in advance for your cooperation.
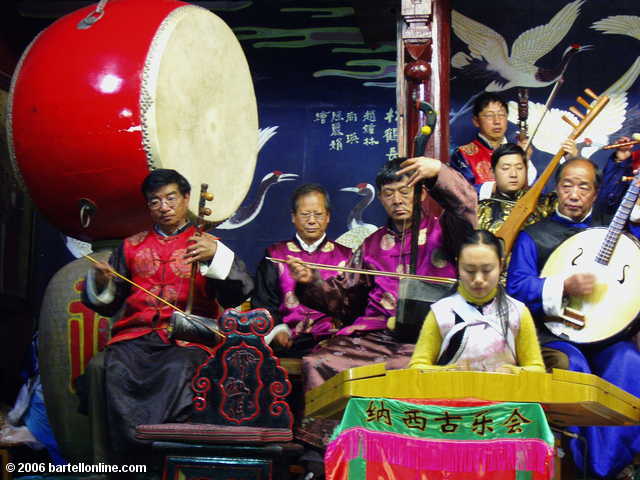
[289,156,477,390]
[252,184,352,357]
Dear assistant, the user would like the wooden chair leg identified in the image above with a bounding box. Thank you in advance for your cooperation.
[0,448,11,480]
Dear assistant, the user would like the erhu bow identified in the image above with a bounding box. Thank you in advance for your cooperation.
[496,88,610,255]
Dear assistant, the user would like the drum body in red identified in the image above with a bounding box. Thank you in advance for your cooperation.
[8,0,258,240]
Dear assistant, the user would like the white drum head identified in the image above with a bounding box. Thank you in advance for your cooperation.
[142,5,258,222]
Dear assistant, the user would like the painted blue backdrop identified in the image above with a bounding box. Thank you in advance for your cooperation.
[33,0,640,305]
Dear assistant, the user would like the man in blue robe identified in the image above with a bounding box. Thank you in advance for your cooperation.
[507,157,640,479]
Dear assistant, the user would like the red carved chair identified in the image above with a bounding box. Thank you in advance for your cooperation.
[135,308,303,480]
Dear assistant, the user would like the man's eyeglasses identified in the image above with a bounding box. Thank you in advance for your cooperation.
[297,212,326,221]
[147,195,180,210]
[478,112,507,120]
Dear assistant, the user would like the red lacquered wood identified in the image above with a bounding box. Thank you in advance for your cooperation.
[8,0,187,240]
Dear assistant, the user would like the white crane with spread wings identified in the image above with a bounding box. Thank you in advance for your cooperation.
[452,0,589,92]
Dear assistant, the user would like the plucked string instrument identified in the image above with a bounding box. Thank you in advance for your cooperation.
[496,88,610,255]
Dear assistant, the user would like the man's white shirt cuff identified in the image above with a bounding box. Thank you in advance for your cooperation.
[200,240,234,280]
[527,159,537,186]
[630,204,640,223]
[478,181,494,201]
[264,323,293,345]
[85,268,116,305]
[542,275,565,317]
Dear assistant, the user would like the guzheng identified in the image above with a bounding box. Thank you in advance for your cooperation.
[305,364,640,427]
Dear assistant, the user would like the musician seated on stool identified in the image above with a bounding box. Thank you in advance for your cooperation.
[506,158,640,479]
[287,156,477,391]
[410,230,544,373]
[596,135,640,217]
[252,183,352,358]
[477,143,556,235]
[82,169,254,464]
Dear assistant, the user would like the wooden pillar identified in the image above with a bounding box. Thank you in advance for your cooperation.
[397,0,451,210]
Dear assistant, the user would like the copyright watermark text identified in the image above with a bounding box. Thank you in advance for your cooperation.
[4,462,147,474]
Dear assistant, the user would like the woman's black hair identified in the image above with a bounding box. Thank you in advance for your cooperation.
[456,229,503,264]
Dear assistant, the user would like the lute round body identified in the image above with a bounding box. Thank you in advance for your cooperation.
[541,227,640,344]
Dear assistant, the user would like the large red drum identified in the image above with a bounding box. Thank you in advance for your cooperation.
[7,0,258,240]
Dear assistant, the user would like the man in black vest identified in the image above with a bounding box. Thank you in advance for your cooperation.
[506,158,640,479]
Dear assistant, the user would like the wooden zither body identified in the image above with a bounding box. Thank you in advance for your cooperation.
[305,364,640,428]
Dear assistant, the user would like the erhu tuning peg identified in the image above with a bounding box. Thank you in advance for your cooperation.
[202,192,214,201]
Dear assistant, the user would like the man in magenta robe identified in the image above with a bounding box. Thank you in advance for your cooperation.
[252,184,352,357]
[289,156,477,390]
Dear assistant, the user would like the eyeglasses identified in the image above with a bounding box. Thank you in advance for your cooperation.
[478,112,507,120]
[147,195,180,210]
[297,212,326,221]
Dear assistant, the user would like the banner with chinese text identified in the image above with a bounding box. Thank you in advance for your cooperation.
[325,398,554,480]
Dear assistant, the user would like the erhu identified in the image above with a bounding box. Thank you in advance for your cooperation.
[391,3,456,342]
[86,183,226,347]
[168,183,226,346]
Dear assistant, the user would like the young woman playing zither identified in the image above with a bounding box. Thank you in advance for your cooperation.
[410,230,544,373]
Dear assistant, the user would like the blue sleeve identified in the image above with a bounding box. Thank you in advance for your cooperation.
[449,149,476,185]
[596,153,633,216]
[506,231,546,318]
[629,222,640,240]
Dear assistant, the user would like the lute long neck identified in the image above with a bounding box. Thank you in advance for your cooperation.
[495,89,610,255]
[596,174,640,265]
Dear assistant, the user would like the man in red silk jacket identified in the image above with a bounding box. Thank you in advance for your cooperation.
[83,169,253,463]
[450,92,511,186]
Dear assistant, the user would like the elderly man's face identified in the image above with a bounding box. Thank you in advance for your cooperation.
[556,160,598,221]
[378,177,425,231]
[146,183,190,234]
[291,192,330,245]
